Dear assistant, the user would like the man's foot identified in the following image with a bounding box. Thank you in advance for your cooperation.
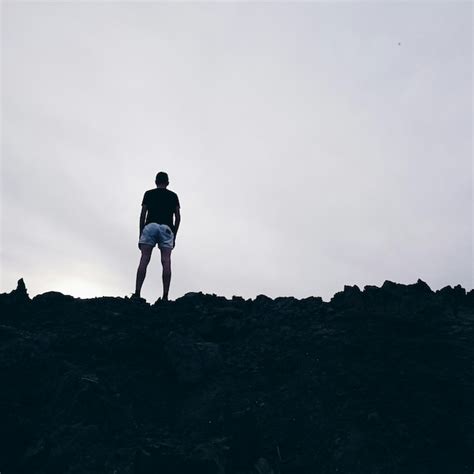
[153,296,170,307]
[129,292,146,303]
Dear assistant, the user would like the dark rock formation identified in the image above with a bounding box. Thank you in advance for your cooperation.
[0,279,473,474]
[0,278,30,306]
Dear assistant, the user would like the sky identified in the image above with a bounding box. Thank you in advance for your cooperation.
[1,1,472,303]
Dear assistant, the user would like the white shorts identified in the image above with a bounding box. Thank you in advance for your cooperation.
[139,223,174,249]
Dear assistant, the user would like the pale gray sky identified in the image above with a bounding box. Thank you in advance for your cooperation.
[1,1,472,302]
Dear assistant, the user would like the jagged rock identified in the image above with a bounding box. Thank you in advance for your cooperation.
[361,279,439,315]
[381,279,402,291]
[0,278,30,307]
[412,278,433,294]
[436,284,466,301]
[466,289,474,307]
[330,284,363,310]
[15,278,29,301]
[436,284,467,316]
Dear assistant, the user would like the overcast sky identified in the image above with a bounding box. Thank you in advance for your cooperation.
[1,1,472,303]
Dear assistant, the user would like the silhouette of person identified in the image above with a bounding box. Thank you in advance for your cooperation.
[132,172,181,303]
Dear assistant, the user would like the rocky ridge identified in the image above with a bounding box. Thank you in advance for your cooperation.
[0,278,473,474]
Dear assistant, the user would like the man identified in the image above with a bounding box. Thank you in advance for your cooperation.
[131,172,181,303]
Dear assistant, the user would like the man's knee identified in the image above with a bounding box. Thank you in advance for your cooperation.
[160,247,172,265]
[140,253,152,266]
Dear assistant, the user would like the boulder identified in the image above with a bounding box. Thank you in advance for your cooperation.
[32,291,75,305]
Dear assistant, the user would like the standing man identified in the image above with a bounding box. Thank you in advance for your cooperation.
[132,172,181,303]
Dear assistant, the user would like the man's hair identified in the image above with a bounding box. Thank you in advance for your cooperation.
[155,171,169,185]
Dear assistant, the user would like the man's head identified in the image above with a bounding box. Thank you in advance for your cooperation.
[155,171,169,187]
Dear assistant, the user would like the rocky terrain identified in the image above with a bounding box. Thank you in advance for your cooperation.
[0,278,473,474]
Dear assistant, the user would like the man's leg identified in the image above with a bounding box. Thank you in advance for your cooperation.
[135,244,154,296]
[160,247,172,301]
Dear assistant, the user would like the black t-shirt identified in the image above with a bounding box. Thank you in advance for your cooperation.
[142,188,180,231]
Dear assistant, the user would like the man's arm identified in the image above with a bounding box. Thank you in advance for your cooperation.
[173,205,181,238]
[139,205,147,235]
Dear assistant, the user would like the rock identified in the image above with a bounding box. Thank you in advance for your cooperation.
[46,423,105,472]
[32,291,75,305]
[0,279,472,474]
[254,294,273,305]
[227,409,261,470]
[231,295,246,303]
[299,295,323,305]
[436,284,466,303]
[197,308,244,342]
[134,444,219,474]
[163,331,223,385]
[435,284,468,316]
[255,457,274,474]
[363,280,435,312]
[15,278,30,301]
[466,289,474,308]
[20,437,50,471]
[334,425,366,467]
[381,279,401,291]
[330,284,363,310]
[182,291,204,299]
[408,278,433,295]
[0,278,30,307]
[191,438,228,474]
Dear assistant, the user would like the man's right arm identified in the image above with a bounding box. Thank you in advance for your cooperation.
[140,191,149,235]
[139,205,147,235]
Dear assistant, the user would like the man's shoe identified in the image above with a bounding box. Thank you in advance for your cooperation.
[129,293,146,303]
[153,297,170,307]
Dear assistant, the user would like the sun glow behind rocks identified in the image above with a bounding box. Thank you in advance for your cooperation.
[41,263,122,299]
[51,277,104,299]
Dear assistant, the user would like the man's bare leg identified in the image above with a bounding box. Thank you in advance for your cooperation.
[135,244,153,296]
[160,247,172,301]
